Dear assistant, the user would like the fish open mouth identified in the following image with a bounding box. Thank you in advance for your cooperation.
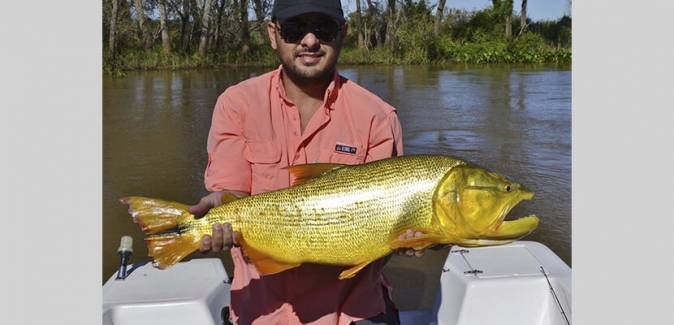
[487,215,540,240]
[460,188,539,246]
[483,188,538,240]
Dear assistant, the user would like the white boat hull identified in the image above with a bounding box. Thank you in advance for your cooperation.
[430,241,571,325]
[102,258,232,325]
[102,241,571,325]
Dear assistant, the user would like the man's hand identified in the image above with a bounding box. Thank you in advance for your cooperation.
[188,191,226,217]
[188,190,247,254]
[199,222,240,253]
[395,229,426,258]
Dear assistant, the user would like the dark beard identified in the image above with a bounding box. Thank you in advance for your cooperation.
[278,51,339,88]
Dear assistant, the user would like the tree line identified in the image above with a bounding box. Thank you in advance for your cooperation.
[103,0,571,72]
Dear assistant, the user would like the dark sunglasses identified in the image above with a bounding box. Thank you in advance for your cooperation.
[276,19,342,43]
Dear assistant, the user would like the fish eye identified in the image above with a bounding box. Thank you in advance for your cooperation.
[505,184,512,192]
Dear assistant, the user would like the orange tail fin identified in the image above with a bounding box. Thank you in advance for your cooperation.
[120,196,201,269]
[144,234,202,269]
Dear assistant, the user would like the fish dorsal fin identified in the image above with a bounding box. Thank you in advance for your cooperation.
[236,234,301,275]
[220,192,240,205]
[284,163,346,186]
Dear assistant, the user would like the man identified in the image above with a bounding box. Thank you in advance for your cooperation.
[188,0,423,324]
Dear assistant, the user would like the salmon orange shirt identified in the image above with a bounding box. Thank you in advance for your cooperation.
[204,66,404,325]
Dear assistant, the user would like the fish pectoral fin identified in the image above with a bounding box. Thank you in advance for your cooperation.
[220,192,240,205]
[285,163,346,186]
[237,235,301,276]
[388,231,447,251]
[339,261,373,280]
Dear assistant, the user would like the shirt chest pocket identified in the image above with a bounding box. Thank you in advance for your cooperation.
[319,143,366,165]
[244,141,282,193]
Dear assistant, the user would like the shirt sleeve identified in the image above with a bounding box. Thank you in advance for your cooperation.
[204,92,252,193]
[365,109,404,162]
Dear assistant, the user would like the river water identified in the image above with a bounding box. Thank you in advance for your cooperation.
[102,63,571,311]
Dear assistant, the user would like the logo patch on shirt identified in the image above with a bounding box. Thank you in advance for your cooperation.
[335,143,357,154]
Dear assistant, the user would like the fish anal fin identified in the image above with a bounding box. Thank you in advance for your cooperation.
[388,231,447,251]
[145,233,202,269]
[237,234,301,276]
[284,163,346,186]
[339,261,373,280]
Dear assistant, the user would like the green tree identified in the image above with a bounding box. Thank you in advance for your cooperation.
[434,0,446,35]
[158,0,171,52]
[132,0,152,50]
[101,0,571,71]
[491,0,514,37]
[519,0,528,35]
[198,0,213,56]
[386,0,397,48]
[107,0,120,61]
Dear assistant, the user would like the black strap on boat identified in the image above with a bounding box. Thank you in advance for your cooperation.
[450,248,483,275]
[540,266,570,325]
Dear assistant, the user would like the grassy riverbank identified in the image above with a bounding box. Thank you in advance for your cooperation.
[105,33,570,76]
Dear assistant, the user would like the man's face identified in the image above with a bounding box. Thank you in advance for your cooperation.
[267,13,348,86]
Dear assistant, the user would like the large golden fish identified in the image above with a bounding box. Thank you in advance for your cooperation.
[122,154,539,280]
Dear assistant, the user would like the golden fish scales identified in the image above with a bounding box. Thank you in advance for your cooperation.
[123,154,539,279]
[195,155,461,264]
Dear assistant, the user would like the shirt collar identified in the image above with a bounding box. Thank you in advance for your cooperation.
[273,65,341,111]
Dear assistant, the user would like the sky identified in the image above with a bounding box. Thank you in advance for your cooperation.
[344,0,571,22]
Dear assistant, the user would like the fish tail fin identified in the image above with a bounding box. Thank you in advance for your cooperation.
[120,196,200,269]
[144,232,202,269]
[121,196,193,234]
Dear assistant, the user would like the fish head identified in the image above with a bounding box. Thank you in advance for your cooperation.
[433,163,539,246]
